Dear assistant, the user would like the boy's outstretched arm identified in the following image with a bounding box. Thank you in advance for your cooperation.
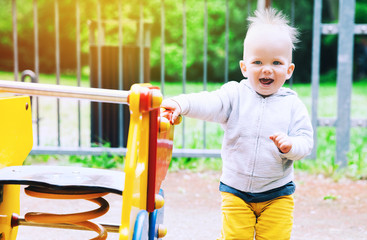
[270,132,292,154]
[161,99,182,124]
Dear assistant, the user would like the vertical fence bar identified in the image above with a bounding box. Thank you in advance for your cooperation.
[203,0,207,90]
[257,0,265,10]
[12,0,18,81]
[336,0,355,167]
[203,0,208,149]
[118,0,124,147]
[289,0,295,88]
[54,0,61,146]
[182,0,187,148]
[33,1,39,81]
[76,0,82,147]
[33,0,40,146]
[161,0,165,94]
[291,0,295,26]
[33,0,39,82]
[310,0,322,159]
[248,0,252,17]
[139,0,144,83]
[224,0,229,83]
[97,0,103,144]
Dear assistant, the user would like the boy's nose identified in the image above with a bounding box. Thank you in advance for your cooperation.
[262,66,272,74]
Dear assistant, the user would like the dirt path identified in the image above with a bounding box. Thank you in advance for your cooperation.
[163,171,367,240]
[16,171,367,239]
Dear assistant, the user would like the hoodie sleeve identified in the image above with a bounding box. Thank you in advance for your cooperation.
[281,97,314,161]
[170,81,237,124]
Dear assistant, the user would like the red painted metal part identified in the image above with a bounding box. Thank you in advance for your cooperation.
[146,87,174,212]
[155,123,173,193]
[147,111,174,212]
[147,108,159,212]
[139,87,151,112]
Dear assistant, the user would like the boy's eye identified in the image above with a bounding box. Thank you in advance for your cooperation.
[273,61,282,65]
[253,61,262,65]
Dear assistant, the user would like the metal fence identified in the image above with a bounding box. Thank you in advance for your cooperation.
[311,0,367,166]
[2,0,367,166]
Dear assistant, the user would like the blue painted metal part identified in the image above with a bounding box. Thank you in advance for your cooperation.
[149,209,158,240]
[149,189,165,240]
[132,210,149,240]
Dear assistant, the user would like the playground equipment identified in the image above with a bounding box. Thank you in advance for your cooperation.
[0,80,178,240]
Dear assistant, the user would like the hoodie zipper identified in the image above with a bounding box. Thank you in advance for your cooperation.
[248,97,266,191]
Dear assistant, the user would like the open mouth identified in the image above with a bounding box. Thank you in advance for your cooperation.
[259,78,274,85]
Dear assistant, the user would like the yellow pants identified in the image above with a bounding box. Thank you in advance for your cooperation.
[218,192,294,240]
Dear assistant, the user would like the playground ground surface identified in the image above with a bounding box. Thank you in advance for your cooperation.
[16,170,367,240]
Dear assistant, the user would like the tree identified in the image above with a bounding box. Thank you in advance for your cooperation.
[0,0,366,83]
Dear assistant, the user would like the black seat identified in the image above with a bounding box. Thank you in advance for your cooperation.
[0,166,124,195]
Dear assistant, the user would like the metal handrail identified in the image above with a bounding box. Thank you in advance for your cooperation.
[0,80,129,104]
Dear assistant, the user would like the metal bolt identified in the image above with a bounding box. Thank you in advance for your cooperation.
[358,120,363,127]
[157,224,167,238]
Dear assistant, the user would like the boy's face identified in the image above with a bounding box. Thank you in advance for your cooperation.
[240,25,295,96]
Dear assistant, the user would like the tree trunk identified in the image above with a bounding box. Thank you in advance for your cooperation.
[257,0,272,10]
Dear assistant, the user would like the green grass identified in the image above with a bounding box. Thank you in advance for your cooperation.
[1,70,367,178]
[0,70,90,87]
[69,143,124,170]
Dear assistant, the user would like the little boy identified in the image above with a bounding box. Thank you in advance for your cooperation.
[162,8,313,240]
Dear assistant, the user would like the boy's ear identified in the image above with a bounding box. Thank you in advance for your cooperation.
[239,60,247,78]
[286,63,295,80]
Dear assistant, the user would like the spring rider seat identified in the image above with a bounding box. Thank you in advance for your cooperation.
[0,81,177,240]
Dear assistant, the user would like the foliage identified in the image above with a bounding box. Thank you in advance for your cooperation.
[170,157,222,172]
[346,129,367,180]
[149,0,255,82]
[323,195,338,201]
[320,1,367,78]
[68,143,124,169]
[69,154,124,169]
[355,0,367,24]
[294,127,367,180]
[24,154,51,165]
[0,0,344,83]
[2,0,367,82]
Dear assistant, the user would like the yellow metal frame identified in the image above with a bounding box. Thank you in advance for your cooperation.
[0,96,33,240]
[119,84,162,240]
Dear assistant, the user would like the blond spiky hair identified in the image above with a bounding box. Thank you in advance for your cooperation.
[247,8,299,50]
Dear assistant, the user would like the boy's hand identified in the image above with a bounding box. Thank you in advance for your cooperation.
[161,99,182,124]
[269,132,292,154]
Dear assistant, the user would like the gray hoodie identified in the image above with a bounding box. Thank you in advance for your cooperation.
[172,80,313,193]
